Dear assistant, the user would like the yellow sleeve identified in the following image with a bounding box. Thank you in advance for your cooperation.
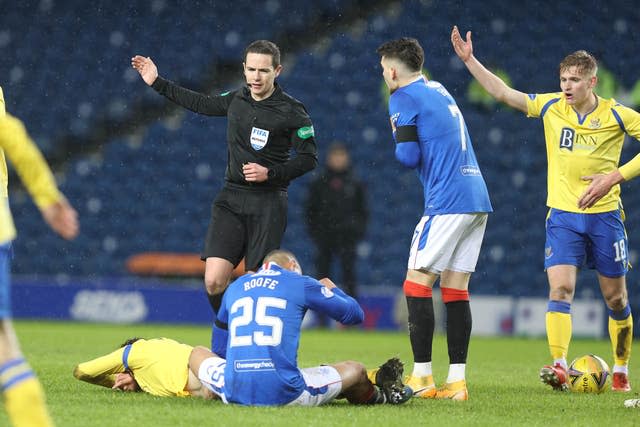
[0,87,5,117]
[0,114,62,209]
[73,348,126,388]
[614,104,640,181]
[526,92,562,118]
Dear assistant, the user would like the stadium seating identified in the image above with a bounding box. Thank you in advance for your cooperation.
[5,0,640,306]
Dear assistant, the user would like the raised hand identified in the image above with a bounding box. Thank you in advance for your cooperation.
[131,55,159,86]
[451,26,473,62]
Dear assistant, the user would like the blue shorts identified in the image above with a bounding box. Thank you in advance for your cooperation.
[0,243,11,318]
[544,209,628,277]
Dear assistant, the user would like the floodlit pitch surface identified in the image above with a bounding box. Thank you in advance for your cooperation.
[6,321,638,426]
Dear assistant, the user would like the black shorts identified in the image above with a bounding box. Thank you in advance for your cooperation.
[202,186,288,271]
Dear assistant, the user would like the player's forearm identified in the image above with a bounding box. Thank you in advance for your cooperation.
[463,55,511,102]
[395,142,420,168]
[327,287,365,325]
[73,366,116,388]
[152,77,227,116]
[618,154,640,181]
[73,349,125,388]
[268,152,318,184]
[0,116,62,209]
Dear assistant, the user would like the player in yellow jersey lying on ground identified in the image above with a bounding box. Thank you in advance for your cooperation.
[73,337,214,398]
[75,334,412,405]
[452,26,639,392]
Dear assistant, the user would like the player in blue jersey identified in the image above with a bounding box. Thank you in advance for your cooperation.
[189,249,412,406]
[377,38,492,401]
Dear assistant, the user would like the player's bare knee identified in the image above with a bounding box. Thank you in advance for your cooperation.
[549,285,574,301]
[189,346,214,372]
[604,292,628,311]
[347,361,367,382]
[203,276,227,295]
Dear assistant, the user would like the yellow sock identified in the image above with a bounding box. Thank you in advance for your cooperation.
[609,313,633,367]
[1,358,54,427]
[366,368,378,384]
[546,311,572,361]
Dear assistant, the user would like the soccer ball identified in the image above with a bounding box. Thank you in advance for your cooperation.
[567,354,611,393]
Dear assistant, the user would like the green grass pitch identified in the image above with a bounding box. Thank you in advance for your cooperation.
[4,321,639,426]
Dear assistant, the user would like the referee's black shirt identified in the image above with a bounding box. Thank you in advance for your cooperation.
[152,77,318,191]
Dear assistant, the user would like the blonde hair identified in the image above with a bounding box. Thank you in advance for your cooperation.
[559,50,598,77]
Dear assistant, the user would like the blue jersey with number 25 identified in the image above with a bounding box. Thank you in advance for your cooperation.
[215,262,363,405]
[389,78,492,215]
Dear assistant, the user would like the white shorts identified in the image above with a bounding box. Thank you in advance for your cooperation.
[198,356,228,403]
[407,213,488,274]
[287,365,342,406]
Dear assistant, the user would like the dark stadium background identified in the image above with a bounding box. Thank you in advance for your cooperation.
[2,0,640,333]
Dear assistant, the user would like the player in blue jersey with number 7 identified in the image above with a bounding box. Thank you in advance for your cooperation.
[190,249,412,406]
[377,38,492,401]
[452,25,639,393]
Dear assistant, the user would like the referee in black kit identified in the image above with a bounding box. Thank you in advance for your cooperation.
[131,40,317,317]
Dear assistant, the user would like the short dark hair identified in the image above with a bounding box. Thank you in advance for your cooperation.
[377,38,424,72]
[559,50,597,77]
[120,337,143,348]
[244,40,281,68]
[263,248,297,266]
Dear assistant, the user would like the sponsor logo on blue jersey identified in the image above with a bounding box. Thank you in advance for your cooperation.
[234,359,275,372]
[460,165,481,176]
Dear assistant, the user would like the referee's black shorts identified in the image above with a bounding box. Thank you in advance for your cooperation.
[202,186,288,271]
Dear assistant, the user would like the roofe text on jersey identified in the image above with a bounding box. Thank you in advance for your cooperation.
[243,276,279,291]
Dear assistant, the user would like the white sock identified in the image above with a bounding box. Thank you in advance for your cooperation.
[613,364,628,375]
[197,356,226,398]
[446,363,466,383]
[412,362,432,377]
[553,358,568,370]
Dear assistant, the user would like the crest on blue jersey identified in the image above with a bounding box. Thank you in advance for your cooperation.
[321,287,334,298]
[390,112,399,133]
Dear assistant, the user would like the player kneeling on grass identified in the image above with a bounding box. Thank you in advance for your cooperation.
[192,249,412,406]
[73,337,213,399]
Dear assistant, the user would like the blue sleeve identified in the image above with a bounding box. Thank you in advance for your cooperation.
[211,322,228,359]
[210,293,229,358]
[395,142,420,168]
[304,279,364,325]
[389,91,420,168]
